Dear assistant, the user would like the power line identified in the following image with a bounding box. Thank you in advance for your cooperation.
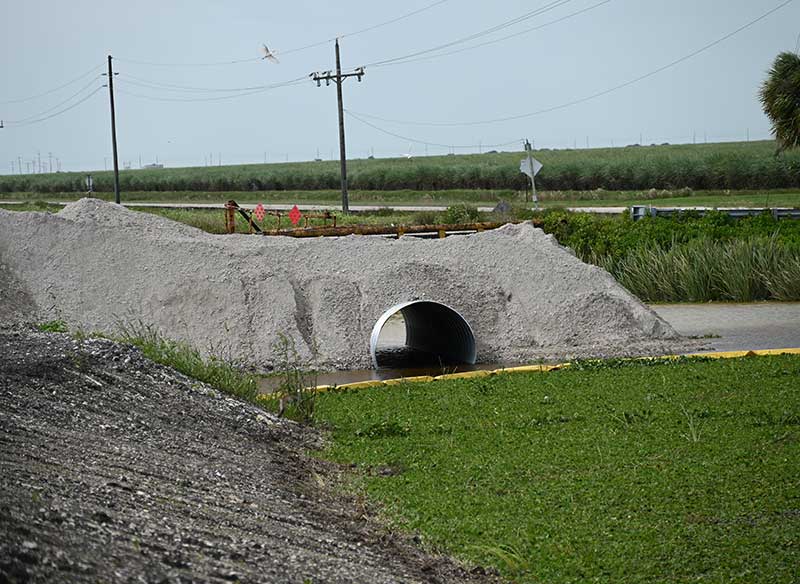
[346,109,519,150]
[5,76,103,123]
[351,0,796,127]
[115,0,451,67]
[375,0,611,68]
[4,87,104,127]
[115,77,307,103]
[119,72,308,93]
[365,0,576,68]
[0,64,103,104]
[281,0,451,57]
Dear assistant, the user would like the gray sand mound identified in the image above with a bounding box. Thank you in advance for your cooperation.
[0,199,690,369]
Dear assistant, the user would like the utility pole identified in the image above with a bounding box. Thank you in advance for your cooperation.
[311,39,365,214]
[48,152,53,173]
[17,156,22,175]
[104,55,121,204]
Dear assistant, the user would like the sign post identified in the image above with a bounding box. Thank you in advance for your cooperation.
[520,139,542,210]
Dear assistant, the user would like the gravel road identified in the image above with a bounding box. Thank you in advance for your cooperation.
[0,326,496,584]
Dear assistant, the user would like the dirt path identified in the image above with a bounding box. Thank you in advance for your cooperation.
[0,327,496,584]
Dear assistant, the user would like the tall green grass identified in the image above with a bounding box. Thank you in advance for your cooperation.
[2,140,798,194]
[598,236,800,302]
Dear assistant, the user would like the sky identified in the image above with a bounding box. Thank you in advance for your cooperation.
[1,0,798,174]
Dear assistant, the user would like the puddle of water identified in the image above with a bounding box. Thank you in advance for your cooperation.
[258,360,509,393]
[259,310,508,393]
[258,346,511,393]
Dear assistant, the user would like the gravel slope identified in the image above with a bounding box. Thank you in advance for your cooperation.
[0,327,496,584]
[0,199,692,370]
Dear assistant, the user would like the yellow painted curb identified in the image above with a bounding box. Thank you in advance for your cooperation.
[276,347,800,396]
[749,347,800,356]
[384,375,435,385]
[336,380,387,391]
[689,347,800,358]
[433,369,494,381]
[498,364,548,373]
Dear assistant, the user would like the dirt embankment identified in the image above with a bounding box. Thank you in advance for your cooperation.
[0,327,496,583]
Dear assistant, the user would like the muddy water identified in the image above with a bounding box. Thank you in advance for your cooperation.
[259,302,800,393]
[259,345,511,392]
[259,315,510,392]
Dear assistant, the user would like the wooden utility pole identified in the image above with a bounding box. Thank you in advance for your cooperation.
[311,39,364,214]
[105,55,121,204]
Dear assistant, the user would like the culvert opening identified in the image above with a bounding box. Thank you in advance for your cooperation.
[370,301,477,369]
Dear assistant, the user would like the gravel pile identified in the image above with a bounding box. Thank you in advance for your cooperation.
[0,326,497,583]
[0,199,692,370]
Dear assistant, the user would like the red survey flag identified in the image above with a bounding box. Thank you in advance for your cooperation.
[289,205,302,226]
[254,203,265,222]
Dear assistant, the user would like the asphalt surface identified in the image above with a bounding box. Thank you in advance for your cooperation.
[0,200,626,214]
[652,302,800,352]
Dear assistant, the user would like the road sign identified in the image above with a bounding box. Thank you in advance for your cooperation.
[519,157,542,178]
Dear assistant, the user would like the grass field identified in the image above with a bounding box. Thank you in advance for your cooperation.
[2,140,799,194]
[3,188,799,209]
[314,355,800,583]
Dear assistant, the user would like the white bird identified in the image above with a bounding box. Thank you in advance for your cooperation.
[260,44,280,64]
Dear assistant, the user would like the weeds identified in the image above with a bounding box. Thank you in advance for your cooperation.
[116,320,259,403]
[36,320,69,333]
[265,333,318,424]
[471,543,531,578]
[678,402,703,443]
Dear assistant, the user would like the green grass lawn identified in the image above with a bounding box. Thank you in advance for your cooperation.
[315,356,800,583]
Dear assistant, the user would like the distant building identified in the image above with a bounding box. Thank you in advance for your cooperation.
[143,163,164,169]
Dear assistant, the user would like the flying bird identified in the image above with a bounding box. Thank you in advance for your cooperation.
[260,44,280,64]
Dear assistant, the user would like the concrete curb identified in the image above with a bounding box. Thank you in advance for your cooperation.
[256,348,800,404]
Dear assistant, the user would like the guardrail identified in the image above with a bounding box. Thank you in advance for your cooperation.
[631,206,800,221]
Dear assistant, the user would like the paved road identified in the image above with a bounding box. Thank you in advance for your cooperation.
[1,200,627,214]
[652,302,800,352]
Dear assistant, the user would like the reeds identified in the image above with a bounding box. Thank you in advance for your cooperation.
[599,236,800,302]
